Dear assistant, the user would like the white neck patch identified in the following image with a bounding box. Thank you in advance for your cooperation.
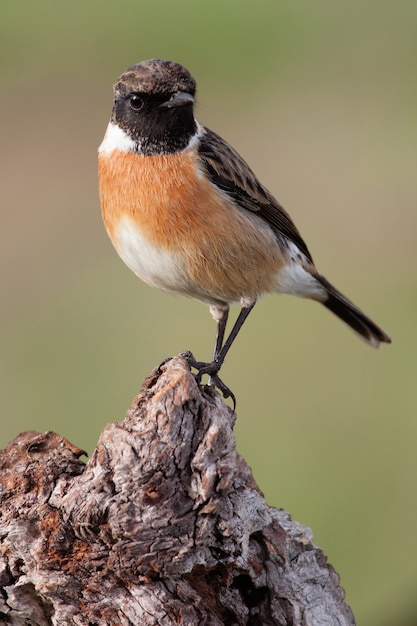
[98,122,137,154]
[98,121,204,155]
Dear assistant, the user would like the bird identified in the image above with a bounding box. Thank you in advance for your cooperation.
[98,58,391,403]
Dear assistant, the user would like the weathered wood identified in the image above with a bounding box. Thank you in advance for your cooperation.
[0,355,355,625]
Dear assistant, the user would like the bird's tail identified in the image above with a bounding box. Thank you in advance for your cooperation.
[315,274,391,348]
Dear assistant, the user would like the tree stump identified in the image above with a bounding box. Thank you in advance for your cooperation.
[0,355,355,625]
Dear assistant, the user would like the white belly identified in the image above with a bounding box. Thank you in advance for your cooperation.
[116,216,190,295]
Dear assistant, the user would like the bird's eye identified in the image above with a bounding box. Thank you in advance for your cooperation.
[129,95,144,111]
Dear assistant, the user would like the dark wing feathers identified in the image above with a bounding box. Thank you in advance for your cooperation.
[198,126,314,262]
[197,128,392,347]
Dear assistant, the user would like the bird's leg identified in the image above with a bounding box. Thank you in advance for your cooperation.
[211,302,255,374]
[211,304,229,360]
[207,305,229,392]
[184,302,255,407]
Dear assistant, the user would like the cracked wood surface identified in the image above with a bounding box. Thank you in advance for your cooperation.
[0,355,356,625]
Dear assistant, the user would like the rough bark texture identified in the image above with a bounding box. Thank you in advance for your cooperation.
[0,355,356,626]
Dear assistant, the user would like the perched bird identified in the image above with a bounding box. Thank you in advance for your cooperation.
[98,59,391,401]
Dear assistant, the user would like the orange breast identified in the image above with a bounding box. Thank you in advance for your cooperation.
[98,146,285,303]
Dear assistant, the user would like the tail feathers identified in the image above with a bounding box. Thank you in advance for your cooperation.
[316,274,391,348]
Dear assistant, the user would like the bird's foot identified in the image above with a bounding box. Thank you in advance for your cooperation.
[180,351,236,410]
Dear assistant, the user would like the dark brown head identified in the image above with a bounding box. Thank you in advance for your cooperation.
[111,59,198,155]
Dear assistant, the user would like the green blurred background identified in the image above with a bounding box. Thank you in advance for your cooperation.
[1,1,416,623]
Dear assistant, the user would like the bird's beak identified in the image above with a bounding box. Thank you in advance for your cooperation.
[161,91,194,108]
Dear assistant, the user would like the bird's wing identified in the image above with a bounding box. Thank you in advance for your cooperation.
[197,126,313,262]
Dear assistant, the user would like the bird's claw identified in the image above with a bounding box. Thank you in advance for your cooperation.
[180,351,236,410]
[208,374,236,409]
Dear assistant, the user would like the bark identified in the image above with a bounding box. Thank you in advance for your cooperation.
[0,355,355,626]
